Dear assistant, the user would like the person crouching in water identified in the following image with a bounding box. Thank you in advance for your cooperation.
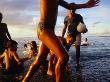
[62,9,88,67]
[0,40,29,75]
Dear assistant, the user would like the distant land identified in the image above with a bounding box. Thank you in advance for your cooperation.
[98,35,110,37]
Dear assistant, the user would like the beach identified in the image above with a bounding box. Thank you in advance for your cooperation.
[0,36,110,82]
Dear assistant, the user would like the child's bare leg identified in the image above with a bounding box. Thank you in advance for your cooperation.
[74,45,80,67]
[47,54,55,76]
[22,42,49,82]
[75,34,81,67]
[38,28,69,82]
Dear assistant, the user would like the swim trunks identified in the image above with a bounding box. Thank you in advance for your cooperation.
[37,22,54,38]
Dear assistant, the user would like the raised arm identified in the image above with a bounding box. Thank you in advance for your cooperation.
[59,0,100,10]
[13,52,21,63]
[4,23,12,40]
[70,0,100,9]
[62,23,67,38]
[62,16,68,38]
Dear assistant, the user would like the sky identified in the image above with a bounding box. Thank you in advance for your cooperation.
[0,0,110,38]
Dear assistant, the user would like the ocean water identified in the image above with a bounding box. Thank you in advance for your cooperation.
[69,36,110,82]
[0,36,110,82]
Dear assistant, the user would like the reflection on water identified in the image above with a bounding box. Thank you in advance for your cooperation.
[69,36,110,82]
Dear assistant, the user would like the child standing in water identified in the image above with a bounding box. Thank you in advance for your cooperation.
[22,0,100,82]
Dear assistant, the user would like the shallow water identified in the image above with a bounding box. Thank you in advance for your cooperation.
[69,36,110,82]
[0,36,110,82]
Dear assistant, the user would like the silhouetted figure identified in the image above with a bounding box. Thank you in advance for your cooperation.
[0,40,29,75]
[0,12,12,69]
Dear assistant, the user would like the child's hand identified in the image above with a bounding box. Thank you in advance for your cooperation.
[85,0,100,8]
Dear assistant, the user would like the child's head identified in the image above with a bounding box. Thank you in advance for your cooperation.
[24,44,27,48]
[85,38,88,41]
[30,41,37,50]
[0,12,3,22]
[6,40,18,51]
[31,41,37,46]
[68,3,76,15]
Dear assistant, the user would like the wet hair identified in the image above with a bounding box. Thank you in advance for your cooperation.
[85,38,88,41]
[0,12,3,21]
[31,41,37,46]
[24,44,27,48]
[70,2,75,5]
[69,3,76,12]
[0,12,2,16]
[30,41,37,51]
[5,40,18,48]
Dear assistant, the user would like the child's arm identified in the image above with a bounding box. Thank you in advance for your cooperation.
[62,16,68,38]
[4,52,10,72]
[13,52,21,63]
[0,53,5,59]
[13,52,30,63]
[59,0,100,10]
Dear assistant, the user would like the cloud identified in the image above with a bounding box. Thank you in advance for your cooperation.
[92,21,102,28]
[0,0,40,26]
[0,0,39,12]
[0,0,39,29]
[91,30,110,36]
[8,25,36,38]
[94,21,101,25]
[0,0,40,38]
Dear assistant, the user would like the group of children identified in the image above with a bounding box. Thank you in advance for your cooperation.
[0,40,38,75]
[22,0,100,82]
[23,41,38,58]
[0,0,100,82]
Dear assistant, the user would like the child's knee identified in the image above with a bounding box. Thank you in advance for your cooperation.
[59,54,69,65]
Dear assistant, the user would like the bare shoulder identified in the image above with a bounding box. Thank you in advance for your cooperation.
[1,23,7,28]
[1,23,7,26]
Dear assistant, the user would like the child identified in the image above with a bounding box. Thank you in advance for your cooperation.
[23,41,38,58]
[30,41,38,57]
[0,40,29,74]
[22,0,100,82]
[0,12,12,69]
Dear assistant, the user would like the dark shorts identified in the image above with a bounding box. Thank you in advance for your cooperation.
[37,22,54,38]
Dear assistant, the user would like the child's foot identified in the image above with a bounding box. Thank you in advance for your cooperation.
[76,63,80,68]
[47,70,55,76]
[64,65,72,73]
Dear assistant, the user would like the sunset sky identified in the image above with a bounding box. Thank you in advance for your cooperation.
[0,0,110,38]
